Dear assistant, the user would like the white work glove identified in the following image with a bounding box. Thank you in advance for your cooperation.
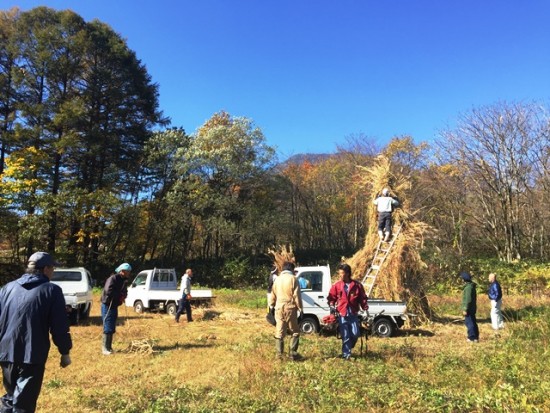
[60,354,71,368]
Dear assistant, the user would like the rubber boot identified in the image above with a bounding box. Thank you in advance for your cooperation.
[290,335,303,361]
[102,334,113,355]
[276,338,284,359]
[384,231,391,242]
[378,230,384,241]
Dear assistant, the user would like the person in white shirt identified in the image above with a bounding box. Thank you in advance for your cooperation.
[175,269,193,323]
[373,188,399,241]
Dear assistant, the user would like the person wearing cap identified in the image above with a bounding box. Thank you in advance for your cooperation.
[460,271,479,342]
[101,263,131,355]
[175,269,193,323]
[269,261,303,361]
[373,188,399,242]
[0,251,72,412]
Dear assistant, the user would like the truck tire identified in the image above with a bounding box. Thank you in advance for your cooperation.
[133,300,144,314]
[299,316,320,334]
[80,303,91,320]
[166,303,177,316]
[69,308,80,325]
[372,317,395,338]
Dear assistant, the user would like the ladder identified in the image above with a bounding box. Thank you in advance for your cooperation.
[362,224,402,297]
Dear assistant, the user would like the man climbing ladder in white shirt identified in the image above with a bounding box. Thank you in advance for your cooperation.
[373,188,399,242]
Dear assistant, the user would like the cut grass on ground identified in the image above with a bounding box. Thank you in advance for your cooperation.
[37,291,550,412]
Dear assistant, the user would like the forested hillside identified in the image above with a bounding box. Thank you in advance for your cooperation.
[1,7,549,286]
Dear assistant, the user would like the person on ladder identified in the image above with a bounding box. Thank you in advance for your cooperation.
[373,188,399,242]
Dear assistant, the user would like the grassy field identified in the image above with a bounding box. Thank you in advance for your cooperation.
[36,291,550,412]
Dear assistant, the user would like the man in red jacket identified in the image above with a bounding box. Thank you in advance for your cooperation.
[327,263,368,360]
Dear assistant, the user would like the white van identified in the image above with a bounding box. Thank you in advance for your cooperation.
[51,267,94,325]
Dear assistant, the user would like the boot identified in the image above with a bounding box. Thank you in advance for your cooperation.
[276,338,284,359]
[102,334,113,355]
[384,232,391,242]
[378,231,384,241]
[290,335,304,361]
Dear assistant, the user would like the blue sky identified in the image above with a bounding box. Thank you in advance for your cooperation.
[9,1,550,159]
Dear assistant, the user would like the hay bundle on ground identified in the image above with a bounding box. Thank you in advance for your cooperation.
[267,245,296,272]
[347,155,433,322]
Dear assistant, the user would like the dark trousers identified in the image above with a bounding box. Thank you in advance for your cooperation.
[1,362,45,413]
[175,296,192,322]
[464,313,479,340]
[377,212,392,233]
[101,302,118,334]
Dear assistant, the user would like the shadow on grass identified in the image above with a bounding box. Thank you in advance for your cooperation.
[502,305,549,322]
[158,342,216,352]
[202,310,222,321]
[76,314,155,327]
[400,329,435,337]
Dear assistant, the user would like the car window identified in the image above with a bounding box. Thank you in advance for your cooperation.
[132,272,147,286]
[52,271,82,282]
[299,271,323,292]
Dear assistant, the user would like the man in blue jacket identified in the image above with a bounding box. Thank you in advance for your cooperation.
[488,273,504,331]
[0,251,72,412]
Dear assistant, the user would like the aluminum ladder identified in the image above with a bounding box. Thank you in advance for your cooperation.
[361,224,402,297]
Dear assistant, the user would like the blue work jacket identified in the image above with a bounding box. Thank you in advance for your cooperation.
[0,273,72,365]
[488,280,503,301]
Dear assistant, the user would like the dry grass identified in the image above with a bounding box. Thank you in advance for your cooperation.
[347,155,433,321]
[267,244,296,271]
[36,292,550,412]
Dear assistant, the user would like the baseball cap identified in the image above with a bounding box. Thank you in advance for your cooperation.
[28,252,61,268]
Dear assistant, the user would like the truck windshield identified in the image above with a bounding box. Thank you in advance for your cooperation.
[52,271,82,282]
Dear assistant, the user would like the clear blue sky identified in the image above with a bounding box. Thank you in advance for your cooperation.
[9,1,550,159]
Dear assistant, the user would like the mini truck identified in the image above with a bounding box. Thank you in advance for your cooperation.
[51,267,94,325]
[125,268,214,315]
[296,265,408,337]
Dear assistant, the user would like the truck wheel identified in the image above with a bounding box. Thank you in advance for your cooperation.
[80,304,91,320]
[372,318,394,338]
[133,301,144,314]
[69,308,80,325]
[166,303,177,316]
[299,317,319,334]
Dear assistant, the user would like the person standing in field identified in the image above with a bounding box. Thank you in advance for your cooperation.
[269,261,303,360]
[175,269,193,323]
[267,265,278,303]
[460,271,479,342]
[0,252,72,412]
[101,263,131,355]
[327,263,369,360]
[488,273,504,331]
[373,188,399,242]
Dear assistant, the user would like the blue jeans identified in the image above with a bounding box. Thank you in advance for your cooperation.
[101,302,118,334]
[464,313,479,340]
[339,315,361,357]
[1,361,45,413]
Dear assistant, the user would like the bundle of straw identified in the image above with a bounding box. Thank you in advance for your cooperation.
[267,245,296,272]
[347,155,432,321]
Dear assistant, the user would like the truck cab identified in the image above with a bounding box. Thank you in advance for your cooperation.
[125,268,213,314]
[295,265,408,337]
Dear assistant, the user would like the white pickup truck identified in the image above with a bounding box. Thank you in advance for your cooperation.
[125,268,214,315]
[296,265,408,337]
[51,267,94,325]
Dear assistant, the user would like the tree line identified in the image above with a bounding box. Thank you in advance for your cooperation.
[1,7,549,283]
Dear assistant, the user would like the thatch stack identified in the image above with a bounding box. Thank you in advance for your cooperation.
[267,245,296,272]
[347,155,432,321]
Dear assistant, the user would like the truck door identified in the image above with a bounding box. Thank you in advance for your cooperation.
[298,269,330,316]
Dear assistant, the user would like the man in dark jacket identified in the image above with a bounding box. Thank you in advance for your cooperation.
[327,263,369,360]
[0,251,72,412]
[101,263,131,355]
[461,271,479,342]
